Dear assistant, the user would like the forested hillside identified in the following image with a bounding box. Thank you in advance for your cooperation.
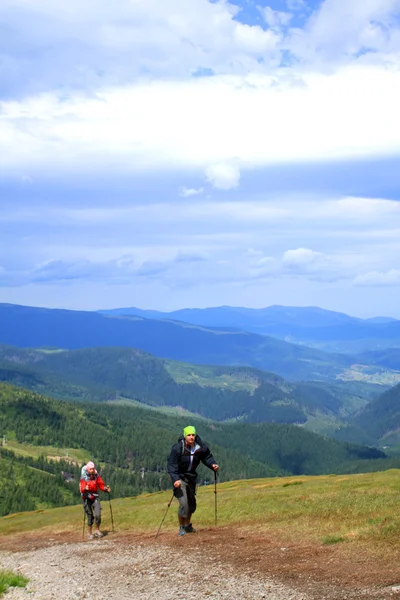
[0,383,396,516]
[357,348,400,371]
[349,382,400,444]
[0,448,81,517]
[0,345,379,425]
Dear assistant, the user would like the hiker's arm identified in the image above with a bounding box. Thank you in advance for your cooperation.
[167,445,181,485]
[97,475,110,492]
[202,446,217,471]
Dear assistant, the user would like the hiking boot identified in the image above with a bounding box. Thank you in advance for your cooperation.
[185,523,197,533]
[94,530,104,538]
[178,526,186,536]
[87,534,94,540]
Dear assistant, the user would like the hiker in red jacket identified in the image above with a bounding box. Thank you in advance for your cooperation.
[80,461,110,540]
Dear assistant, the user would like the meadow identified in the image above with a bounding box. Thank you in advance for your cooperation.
[1,470,400,549]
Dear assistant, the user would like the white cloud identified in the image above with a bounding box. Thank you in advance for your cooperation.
[205,163,241,190]
[254,247,358,283]
[261,7,292,29]
[288,0,400,64]
[0,0,281,99]
[179,186,204,197]
[1,0,400,315]
[282,248,322,267]
[354,269,400,287]
[1,64,400,179]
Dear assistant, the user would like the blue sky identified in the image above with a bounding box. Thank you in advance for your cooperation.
[1,0,400,317]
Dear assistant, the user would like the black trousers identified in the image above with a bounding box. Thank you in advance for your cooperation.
[83,497,101,526]
[174,479,196,518]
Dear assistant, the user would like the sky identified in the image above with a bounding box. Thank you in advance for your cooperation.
[1,0,400,318]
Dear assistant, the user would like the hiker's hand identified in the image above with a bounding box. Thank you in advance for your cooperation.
[173,480,181,488]
[105,486,111,493]
[212,464,219,471]
[85,484,89,490]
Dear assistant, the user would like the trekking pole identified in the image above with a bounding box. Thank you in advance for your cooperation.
[82,505,86,541]
[154,493,174,539]
[108,493,115,533]
[214,471,217,527]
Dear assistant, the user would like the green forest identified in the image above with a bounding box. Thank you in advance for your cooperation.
[0,345,382,430]
[1,382,399,517]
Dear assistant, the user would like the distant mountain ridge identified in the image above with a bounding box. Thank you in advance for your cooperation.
[0,344,378,427]
[100,305,400,353]
[0,303,356,381]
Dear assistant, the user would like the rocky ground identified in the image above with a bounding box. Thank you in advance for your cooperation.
[1,527,400,599]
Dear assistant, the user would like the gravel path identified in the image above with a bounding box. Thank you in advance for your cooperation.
[0,537,310,600]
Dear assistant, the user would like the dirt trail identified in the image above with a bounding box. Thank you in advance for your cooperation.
[1,527,399,599]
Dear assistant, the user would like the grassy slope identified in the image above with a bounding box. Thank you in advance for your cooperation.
[1,470,400,548]
[3,439,87,463]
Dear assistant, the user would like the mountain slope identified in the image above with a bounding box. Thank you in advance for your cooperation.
[0,345,378,426]
[349,382,400,444]
[0,383,389,491]
[0,303,355,381]
[357,348,400,371]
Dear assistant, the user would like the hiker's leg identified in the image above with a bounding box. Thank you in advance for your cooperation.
[94,499,102,532]
[175,482,191,527]
[187,480,197,516]
[84,499,95,537]
[185,481,197,531]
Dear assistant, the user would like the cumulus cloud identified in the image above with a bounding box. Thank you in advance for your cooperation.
[282,248,323,268]
[2,0,400,313]
[288,0,400,64]
[1,1,400,184]
[1,65,400,178]
[261,7,293,29]
[205,164,241,190]
[3,0,397,103]
[250,247,358,283]
[0,0,281,99]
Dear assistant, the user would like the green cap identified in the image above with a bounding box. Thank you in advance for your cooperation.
[183,426,196,437]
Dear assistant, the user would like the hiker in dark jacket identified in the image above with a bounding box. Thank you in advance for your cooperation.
[167,425,218,536]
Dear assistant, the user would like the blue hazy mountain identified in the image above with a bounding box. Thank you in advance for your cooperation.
[100,305,400,353]
[0,303,355,381]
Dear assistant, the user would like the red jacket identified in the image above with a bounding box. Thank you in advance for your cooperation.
[80,473,107,497]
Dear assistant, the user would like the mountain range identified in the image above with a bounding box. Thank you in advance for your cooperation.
[3,302,400,447]
[0,344,376,424]
[2,303,399,386]
[100,305,400,353]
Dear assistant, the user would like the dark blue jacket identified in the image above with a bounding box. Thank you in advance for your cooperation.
[167,435,216,484]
